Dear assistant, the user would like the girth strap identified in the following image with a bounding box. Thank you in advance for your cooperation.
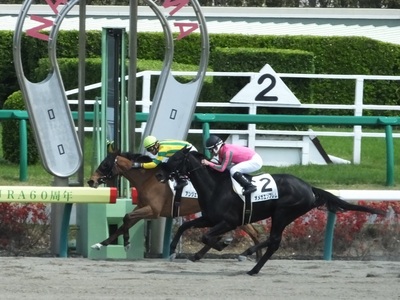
[243,194,253,224]
[172,187,183,218]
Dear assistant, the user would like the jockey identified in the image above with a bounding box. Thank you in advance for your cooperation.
[132,135,196,189]
[201,135,263,195]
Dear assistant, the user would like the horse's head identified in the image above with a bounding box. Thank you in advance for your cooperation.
[164,146,190,178]
[87,151,120,188]
[165,146,205,180]
[88,152,156,188]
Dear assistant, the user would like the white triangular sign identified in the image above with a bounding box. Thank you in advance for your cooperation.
[230,64,301,106]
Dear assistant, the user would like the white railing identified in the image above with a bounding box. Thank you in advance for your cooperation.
[66,70,400,164]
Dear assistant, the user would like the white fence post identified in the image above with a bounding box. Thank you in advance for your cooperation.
[353,77,364,164]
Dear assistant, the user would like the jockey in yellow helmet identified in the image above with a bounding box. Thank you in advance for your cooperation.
[132,135,197,189]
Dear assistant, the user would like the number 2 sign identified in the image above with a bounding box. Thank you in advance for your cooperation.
[230,64,301,106]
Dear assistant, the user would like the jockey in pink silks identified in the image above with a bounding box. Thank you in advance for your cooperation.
[201,135,263,195]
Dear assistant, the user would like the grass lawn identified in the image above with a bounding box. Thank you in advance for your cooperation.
[0,125,399,190]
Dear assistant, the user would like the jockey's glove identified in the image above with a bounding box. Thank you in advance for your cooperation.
[132,162,142,169]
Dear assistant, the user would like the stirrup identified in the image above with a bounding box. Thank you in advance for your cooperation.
[174,180,188,190]
[243,185,257,195]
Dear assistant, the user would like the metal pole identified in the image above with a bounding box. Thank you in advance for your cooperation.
[19,119,28,181]
[323,211,336,260]
[128,0,138,152]
[112,29,121,153]
[50,177,69,256]
[385,124,394,186]
[77,0,86,186]
[162,218,173,258]
[202,122,210,157]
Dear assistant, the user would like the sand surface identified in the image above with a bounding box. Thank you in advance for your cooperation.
[0,257,398,300]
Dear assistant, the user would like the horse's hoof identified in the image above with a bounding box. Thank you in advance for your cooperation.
[223,237,233,245]
[238,255,247,262]
[190,255,200,262]
[91,243,102,250]
[247,269,259,276]
[169,253,176,261]
[124,243,131,251]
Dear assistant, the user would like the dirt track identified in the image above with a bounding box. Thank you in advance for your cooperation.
[0,257,398,300]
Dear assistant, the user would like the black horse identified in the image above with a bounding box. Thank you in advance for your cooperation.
[164,146,386,275]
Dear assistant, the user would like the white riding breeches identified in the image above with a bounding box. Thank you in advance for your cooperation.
[229,153,263,176]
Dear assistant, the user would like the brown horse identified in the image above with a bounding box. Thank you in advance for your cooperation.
[87,151,261,259]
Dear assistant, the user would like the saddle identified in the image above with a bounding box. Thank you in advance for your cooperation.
[231,173,279,224]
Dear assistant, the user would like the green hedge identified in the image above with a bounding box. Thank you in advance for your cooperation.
[212,47,315,103]
[0,31,18,108]
[33,57,213,103]
[2,91,39,164]
[1,30,400,113]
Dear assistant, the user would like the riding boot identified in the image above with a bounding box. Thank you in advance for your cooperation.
[174,176,188,190]
[232,172,257,195]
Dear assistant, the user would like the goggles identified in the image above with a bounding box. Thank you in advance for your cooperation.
[146,143,157,152]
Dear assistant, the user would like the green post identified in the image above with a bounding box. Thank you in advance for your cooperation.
[202,122,210,157]
[323,211,336,260]
[19,119,28,181]
[385,124,394,186]
[59,203,73,257]
[162,217,173,258]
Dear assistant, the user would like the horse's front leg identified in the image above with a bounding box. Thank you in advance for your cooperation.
[247,222,286,276]
[91,205,154,250]
[169,216,213,261]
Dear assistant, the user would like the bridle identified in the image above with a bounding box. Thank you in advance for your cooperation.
[168,150,204,180]
[97,156,120,184]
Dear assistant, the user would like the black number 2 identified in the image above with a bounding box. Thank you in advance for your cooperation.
[260,177,272,193]
[255,73,278,101]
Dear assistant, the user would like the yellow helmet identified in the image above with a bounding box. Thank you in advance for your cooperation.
[143,135,158,149]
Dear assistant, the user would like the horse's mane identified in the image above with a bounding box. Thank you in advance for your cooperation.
[120,152,153,163]
[190,150,207,160]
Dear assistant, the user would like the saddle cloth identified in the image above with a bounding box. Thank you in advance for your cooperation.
[168,179,198,199]
[232,173,279,203]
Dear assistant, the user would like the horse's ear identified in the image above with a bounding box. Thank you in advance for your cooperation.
[183,145,191,153]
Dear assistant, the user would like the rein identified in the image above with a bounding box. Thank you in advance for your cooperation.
[181,153,204,175]
[186,163,203,175]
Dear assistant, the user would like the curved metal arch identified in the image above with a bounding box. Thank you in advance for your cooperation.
[141,0,210,146]
[13,0,82,177]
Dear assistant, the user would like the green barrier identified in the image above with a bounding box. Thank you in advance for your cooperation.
[77,199,144,260]
[0,110,94,182]
[0,110,29,181]
[2,111,397,184]
[196,113,398,186]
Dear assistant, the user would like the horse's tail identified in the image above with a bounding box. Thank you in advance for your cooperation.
[312,187,386,216]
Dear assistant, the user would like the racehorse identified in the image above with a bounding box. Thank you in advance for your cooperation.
[164,146,386,275]
[87,151,262,259]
